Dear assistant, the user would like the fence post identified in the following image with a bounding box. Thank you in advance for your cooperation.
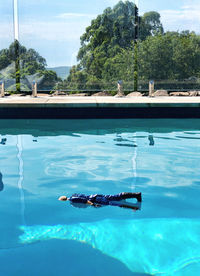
[0,82,5,97]
[149,80,154,97]
[117,80,125,97]
[32,81,37,97]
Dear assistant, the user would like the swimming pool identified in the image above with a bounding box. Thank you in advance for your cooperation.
[0,119,200,276]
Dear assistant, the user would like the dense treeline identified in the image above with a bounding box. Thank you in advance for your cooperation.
[1,0,200,92]
[139,31,200,81]
[0,41,60,91]
[64,0,200,91]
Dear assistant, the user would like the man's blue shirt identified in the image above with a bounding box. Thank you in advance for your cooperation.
[69,193,124,205]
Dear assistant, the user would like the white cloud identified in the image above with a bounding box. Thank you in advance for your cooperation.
[18,10,98,43]
[0,22,14,49]
[0,23,13,39]
[19,19,90,42]
[17,18,92,66]
[105,0,138,7]
[57,13,96,19]
[107,0,120,4]
[160,2,200,33]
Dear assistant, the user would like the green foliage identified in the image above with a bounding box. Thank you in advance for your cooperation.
[7,83,29,93]
[139,11,164,40]
[66,0,165,91]
[0,50,10,70]
[64,0,200,92]
[65,65,88,90]
[0,40,46,74]
[66,5,200,92]
[138,31,200,80]
[0,41,58,91]
[102,48,135,81]
[38,70,61,90]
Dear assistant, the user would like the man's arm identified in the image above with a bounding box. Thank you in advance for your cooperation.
[87,200,94,205]
[87,200,101,207]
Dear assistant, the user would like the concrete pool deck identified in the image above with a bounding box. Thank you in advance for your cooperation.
[1,95,200,118]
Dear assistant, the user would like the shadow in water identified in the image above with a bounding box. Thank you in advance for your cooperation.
[18,218,200,275]
[0,239,151,276]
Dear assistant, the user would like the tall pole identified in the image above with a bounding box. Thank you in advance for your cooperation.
[13,0,19,41]
[134,0,139,91]
[13,0,20,93]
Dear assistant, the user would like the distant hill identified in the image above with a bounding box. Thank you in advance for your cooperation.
[47,66,71,80]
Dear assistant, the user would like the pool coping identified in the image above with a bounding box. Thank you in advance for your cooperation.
[1,96,200,118]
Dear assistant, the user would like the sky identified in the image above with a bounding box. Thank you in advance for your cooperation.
[0,0,200,67]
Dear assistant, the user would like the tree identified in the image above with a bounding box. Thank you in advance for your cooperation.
[139,11,164,40]
[20,48,46,76]
[0,42,59,91]
[66,0,199,92]
[66,1,164,91]
[138,31,200,81]
[0,49,10,70]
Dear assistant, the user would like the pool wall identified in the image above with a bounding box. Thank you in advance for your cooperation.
[1,97,200,118]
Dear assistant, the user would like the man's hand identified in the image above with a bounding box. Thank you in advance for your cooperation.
[87,200,101,207]
[87,200,94,205]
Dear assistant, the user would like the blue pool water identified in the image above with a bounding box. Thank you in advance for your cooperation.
[0,119,200,276]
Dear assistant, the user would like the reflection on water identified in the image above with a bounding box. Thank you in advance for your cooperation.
[114,137,132,142]
[0,138,7,145]
[176,136,200,140]
[148,135,155,146]
[184,132,200,135]
[155,136,179,141]
[114,134,138,148]
[19,218,200,276]
[70,201,142,211]
[115,143,137,148]
[1,119,200,137]
[0,172,4,191]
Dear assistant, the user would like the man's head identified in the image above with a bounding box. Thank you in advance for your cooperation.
[58,196,68,201]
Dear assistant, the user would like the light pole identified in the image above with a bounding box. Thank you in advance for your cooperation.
[13,0,19,40]
[13,0,20,93]
[134,0,139,91]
